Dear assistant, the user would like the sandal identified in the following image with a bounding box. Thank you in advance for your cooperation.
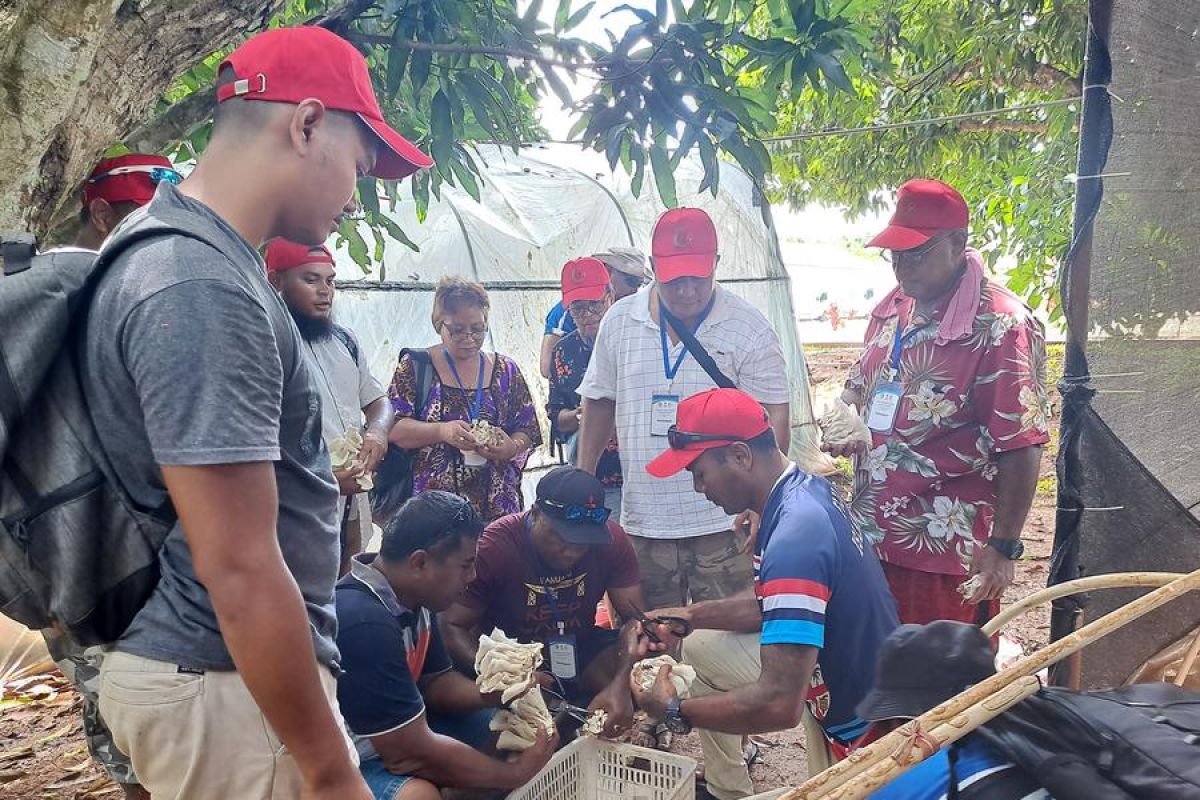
[631,720,673,751]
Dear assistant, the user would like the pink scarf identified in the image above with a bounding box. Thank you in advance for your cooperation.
[870,248,986,344]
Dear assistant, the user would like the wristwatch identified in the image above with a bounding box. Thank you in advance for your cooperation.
[663,697,692,735]
[986,537,1025,560]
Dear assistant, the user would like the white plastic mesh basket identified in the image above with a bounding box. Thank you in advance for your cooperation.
[508,738,697,800]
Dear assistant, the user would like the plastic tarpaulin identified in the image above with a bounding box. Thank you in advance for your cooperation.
[1052,0,1200,688]
[331,143,833,494]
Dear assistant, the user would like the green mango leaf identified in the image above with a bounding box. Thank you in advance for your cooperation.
[650,142,678,208]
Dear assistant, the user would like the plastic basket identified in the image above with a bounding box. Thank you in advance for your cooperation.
[508,738,697,800]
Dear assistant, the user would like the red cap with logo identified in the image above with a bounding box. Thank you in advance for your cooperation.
[216,26,433,180]
[867,179,969,251]
[561,257,611,306]
[646,388,771,478]
[83,154,179,208]
[652,207,719,282]
[265,239,335,273]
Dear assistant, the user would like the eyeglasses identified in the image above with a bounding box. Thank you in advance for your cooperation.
[568,299,608,319]
[881,234,947,265]
[88,165,182,186]
[538,498,611,525]
[666,425,746,450]
[441,323,488,341]
[615,272,647,288]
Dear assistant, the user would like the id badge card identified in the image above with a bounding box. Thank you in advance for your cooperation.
[866,382,904,434]
[548,634,578,680]
[650,393,680,437]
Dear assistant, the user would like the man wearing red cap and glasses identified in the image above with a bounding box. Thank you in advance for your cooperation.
[546,257,624,515]
[266,240,393,575]
[80,26,431,800]
[824,179,1049,628]
[577,208,790,620]
[630,388,897,799]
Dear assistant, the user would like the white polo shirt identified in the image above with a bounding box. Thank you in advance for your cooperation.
[578,283,789,540]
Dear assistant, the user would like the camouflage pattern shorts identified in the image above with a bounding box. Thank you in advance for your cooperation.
[630,528,754,610]
[42,630,139,786]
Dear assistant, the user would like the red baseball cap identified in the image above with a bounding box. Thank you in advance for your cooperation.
[561,257,610,306]
[652,207,718,282]
[83,154,179,208]
[646,388,771,478]
[867,179,969,250]
[216,27,433,180]
[265,238,335,273]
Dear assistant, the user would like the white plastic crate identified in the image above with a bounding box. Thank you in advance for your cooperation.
[508,737,697,800]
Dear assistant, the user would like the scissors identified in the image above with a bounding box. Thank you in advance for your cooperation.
[630,605,693,644]
[539,684,591,724]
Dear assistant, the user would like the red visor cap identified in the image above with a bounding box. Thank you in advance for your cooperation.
[646,388,770,478]
[216,27,433,180]
[265,238,335,273]
[652,207,718,282]
[561,257,611,306]
[867,179,969,251]
[83,154,175,208]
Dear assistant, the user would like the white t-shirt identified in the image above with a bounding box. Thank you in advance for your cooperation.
[305,327,386,524]
[578,283,790,540]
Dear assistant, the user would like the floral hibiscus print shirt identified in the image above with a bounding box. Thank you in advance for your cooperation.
[845,278,1051,577]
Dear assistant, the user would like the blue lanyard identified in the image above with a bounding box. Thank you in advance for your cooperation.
[659,293,717,381]
[443,348,485,421]
[524,516,568,631]
[888,311,931,376]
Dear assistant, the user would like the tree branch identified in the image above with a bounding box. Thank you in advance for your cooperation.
[344,33,588,72]
[124,86,216,154]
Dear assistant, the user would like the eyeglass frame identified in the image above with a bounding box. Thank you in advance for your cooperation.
[537,498,612,525]
[88,165,182,186]
[567,297,610,319]
[880,232,951,265]
[439,321,489,341]
[666,425,749,451]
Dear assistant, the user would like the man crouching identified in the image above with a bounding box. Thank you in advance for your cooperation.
[630,389,899,799]
[336,491,556,799]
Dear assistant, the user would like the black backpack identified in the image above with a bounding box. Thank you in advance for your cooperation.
[369,348,434,525]
[0,221,211,645]
[976,682,1200,799]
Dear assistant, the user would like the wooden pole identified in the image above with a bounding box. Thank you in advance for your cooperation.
[1173,627,1200,687]
[783,567,1200,799]
[981,571,1184,637]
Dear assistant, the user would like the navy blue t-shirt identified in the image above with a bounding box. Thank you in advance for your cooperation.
[335,556,453,760]
[754,465,899,745]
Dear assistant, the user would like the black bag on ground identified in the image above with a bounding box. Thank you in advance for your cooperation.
[369,348,434,525]
[975,682,1200,800]
[0,222,208,646]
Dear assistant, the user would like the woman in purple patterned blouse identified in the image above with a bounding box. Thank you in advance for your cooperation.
[388,277,542,521]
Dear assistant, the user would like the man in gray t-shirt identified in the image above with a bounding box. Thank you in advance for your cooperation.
[80,25,432,800]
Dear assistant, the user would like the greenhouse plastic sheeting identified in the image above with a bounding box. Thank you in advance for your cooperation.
[330,143,833,494]
[1052,0,1200,688]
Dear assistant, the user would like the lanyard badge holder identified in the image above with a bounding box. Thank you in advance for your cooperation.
[526,519,578,680]
[652,297,717,437]
[866,319,920,435]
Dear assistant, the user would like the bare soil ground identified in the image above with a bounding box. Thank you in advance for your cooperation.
[0,344,1063,799]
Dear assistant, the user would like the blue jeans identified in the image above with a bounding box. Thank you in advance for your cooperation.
[359,708,496,799]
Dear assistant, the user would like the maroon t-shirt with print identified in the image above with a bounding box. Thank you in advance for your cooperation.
[463,511,640,646]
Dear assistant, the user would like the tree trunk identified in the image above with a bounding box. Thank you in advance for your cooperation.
[0,0,285,240]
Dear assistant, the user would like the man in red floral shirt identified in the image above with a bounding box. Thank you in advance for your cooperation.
[825,179,1049,625]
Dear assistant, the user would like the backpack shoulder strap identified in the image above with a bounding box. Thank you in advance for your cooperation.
[400,348,435,418]
[661,303,736,389]
[331,324,360,365]
[1,233,37,276]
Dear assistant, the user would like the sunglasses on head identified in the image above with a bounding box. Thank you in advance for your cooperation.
[89,165,182,186]
[538,498,611,525]
[666,425,747,450]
